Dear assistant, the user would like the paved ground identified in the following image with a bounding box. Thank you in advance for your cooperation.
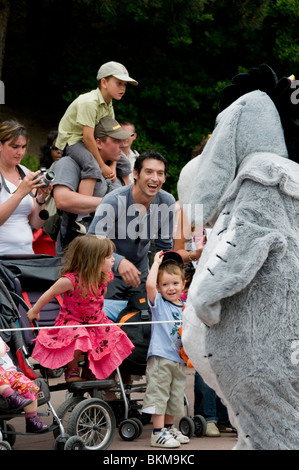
[2,368,236,452]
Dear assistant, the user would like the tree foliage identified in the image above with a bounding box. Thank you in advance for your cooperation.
[2,0,299,196]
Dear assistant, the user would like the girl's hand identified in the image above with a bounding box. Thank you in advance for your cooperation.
[27,308,40,323]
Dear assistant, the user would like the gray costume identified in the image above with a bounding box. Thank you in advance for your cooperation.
[178,89,299,450]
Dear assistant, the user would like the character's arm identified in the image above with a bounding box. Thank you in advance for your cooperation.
[189,184,287,326]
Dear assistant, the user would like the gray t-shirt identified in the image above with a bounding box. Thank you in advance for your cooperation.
[53,156,115,254]
[88,184,176,273]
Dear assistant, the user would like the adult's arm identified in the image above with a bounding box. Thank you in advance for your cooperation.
[0,170,50,229]
[53,185,102,214]
[188,182,287,326]
[154,192,176,253]
[173,209,205,263]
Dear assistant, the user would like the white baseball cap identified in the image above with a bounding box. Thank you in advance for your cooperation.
[97,61,138,86]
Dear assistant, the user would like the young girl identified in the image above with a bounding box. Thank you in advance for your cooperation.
[0,337,47,433]
[27,235,135,382]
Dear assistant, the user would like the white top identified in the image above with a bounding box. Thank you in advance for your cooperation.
[0,337,16,372]
[126,149,139,182]
[0,166,34,254]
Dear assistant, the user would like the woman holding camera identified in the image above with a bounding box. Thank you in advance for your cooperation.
[0,120,52,254]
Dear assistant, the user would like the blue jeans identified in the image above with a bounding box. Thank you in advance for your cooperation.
[103,299,128,322]
[194,371,229,424]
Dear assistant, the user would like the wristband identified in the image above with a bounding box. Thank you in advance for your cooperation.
[36,197,45,206]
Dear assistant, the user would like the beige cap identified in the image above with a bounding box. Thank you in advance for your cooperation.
[96,61,138,86]
[94,117,134,140]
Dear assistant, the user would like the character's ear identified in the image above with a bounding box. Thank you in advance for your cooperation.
[219,64,278,112]
[178,101,243,228]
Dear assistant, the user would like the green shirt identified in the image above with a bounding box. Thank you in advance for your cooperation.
[56,88,115,149]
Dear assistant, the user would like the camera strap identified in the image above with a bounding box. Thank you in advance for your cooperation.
[0,165,33,195]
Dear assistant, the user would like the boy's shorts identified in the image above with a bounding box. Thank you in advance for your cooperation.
[142,356,186,417]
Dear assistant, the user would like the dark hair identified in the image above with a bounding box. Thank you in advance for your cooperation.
[119,120,136,131]
[133,149,169,176]
[191,135,210,159]
[40,130,58,168]
[157,260,185,283]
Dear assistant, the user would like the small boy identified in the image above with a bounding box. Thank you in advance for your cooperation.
[56,61,138,196]
[142,250,190,448]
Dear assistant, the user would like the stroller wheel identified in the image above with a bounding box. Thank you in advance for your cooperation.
[67,398,116,450]
[0,440,11,450]
[53,434,71,450]
[46,367,64,378]
[64,435,86,450]
[2,423,16,448]
[119,419,139,441]
[193,414,207,437]
[179,416,195,438]
[131,417,143,438]
[53,396,85,439]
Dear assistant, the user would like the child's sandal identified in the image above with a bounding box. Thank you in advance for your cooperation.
[64,367,84,383]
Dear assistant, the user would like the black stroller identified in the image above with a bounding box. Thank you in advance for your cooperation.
[0,271,85,450]
[0,254,117,450]
[0,255,205,446]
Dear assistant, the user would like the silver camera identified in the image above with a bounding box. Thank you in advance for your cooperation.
[35,169,55,187]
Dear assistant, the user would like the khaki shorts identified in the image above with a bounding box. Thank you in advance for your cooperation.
[142,356,187,417]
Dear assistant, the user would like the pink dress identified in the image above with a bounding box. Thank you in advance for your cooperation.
[31,272,135,379]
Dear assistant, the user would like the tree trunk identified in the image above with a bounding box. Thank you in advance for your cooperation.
[0,0,10,81]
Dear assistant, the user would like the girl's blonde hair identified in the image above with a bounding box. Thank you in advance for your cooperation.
[61,235,115,298]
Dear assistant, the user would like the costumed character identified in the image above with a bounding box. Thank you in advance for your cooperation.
[178,64,299,450]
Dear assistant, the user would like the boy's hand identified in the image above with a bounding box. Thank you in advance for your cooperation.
[102,163,116,180]
[154,250,164,265]
[27,308,40,323]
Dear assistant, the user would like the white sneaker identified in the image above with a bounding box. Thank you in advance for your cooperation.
[168,425,190,444]
[151,428,181,448]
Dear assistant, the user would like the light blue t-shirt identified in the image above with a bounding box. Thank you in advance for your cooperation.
[147,292,185,363]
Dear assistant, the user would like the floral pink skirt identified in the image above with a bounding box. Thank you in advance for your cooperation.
[31,316,135,380]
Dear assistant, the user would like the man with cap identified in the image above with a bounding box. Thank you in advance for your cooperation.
[52,116,134,255]
[55,61,138,193]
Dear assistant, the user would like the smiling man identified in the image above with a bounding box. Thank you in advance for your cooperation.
[88,150,176,319]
